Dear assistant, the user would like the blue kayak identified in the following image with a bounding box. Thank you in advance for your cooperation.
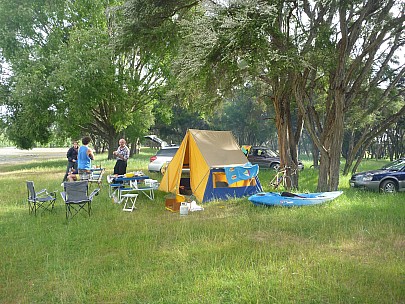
[248,191,343,207]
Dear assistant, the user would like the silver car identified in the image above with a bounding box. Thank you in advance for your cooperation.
[147,147,179,173]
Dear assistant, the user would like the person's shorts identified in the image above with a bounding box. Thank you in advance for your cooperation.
[78,169,91,180]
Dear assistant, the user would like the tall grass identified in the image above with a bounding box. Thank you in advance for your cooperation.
[0,151,404,303]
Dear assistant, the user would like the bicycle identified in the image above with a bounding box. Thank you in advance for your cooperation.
[269,166,297,189]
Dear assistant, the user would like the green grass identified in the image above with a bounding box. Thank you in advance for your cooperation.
[0,151,404,303]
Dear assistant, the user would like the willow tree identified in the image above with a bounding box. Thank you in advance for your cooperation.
[293,0,404,190]
[342,89,405,175]
[115,0,305,188]
[116,0,404,191]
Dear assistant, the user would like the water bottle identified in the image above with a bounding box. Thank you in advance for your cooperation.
[180,202,189,216]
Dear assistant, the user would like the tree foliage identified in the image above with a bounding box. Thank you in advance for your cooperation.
[0,0,403,184]
[293,0,404,189]
[0,0,66,148]
[210,84,277,146]
[0,0,171,155]
[116,0,404,191]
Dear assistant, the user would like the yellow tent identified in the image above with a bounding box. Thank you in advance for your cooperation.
[159,129,262,202]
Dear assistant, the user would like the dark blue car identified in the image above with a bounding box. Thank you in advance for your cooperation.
[349,158,405,193]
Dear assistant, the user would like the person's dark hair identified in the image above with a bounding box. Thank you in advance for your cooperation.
[82,136,91,145]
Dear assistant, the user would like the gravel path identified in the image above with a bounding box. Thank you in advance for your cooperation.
[0,147,67,165]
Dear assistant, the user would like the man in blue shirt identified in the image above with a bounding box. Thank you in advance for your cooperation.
[77,136,94,180]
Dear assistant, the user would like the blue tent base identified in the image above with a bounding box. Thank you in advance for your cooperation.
[202,168,262,202]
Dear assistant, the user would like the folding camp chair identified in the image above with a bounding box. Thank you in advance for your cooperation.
[121,193,138,212]
[26,181,56,215]
[61,181,100,220]
[89,168,105,189]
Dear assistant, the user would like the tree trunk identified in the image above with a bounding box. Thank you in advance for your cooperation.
[129,138,141,156]
[343,131,357,175]
[272,93,299,190]
[312,143,319,168]
[317,90,345,191]
[274,97,288,171]
[107,136,118,160]
[294,68,345,191]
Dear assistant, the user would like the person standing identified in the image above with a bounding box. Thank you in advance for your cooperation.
[62,140,79,182]
[113,138,130,175]
[77,136,94,180]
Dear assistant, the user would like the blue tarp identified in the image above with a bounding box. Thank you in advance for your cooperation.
[224,163,259,185]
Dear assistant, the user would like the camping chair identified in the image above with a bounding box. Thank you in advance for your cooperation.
[89,168,105,189]
[61,181,100,220]
[122,193,138,212]
[26,181,56,215]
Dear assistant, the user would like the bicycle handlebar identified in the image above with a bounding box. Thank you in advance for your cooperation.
[278,166,297,173]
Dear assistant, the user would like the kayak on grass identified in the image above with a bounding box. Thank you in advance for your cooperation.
[248,191,343,207]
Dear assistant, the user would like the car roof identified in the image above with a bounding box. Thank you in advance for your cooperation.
[144,135,178,148]
[161,145,179,149]
[251,146,269,149]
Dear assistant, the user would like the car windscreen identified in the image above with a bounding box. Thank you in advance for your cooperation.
[261,149,278,157]
[381,159,405,171]
[156,148,178,156]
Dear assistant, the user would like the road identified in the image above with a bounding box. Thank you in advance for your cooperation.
[0,147,66,165]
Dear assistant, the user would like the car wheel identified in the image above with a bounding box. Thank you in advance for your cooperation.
[380,180,397,193]
[270,163,280,171]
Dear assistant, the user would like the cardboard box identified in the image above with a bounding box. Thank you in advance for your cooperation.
[165,194,185,212]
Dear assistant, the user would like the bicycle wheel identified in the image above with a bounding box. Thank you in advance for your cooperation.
[270,175,282,189]
[282,176,293,189]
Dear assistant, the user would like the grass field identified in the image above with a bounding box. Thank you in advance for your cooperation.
[0,149,404,303]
